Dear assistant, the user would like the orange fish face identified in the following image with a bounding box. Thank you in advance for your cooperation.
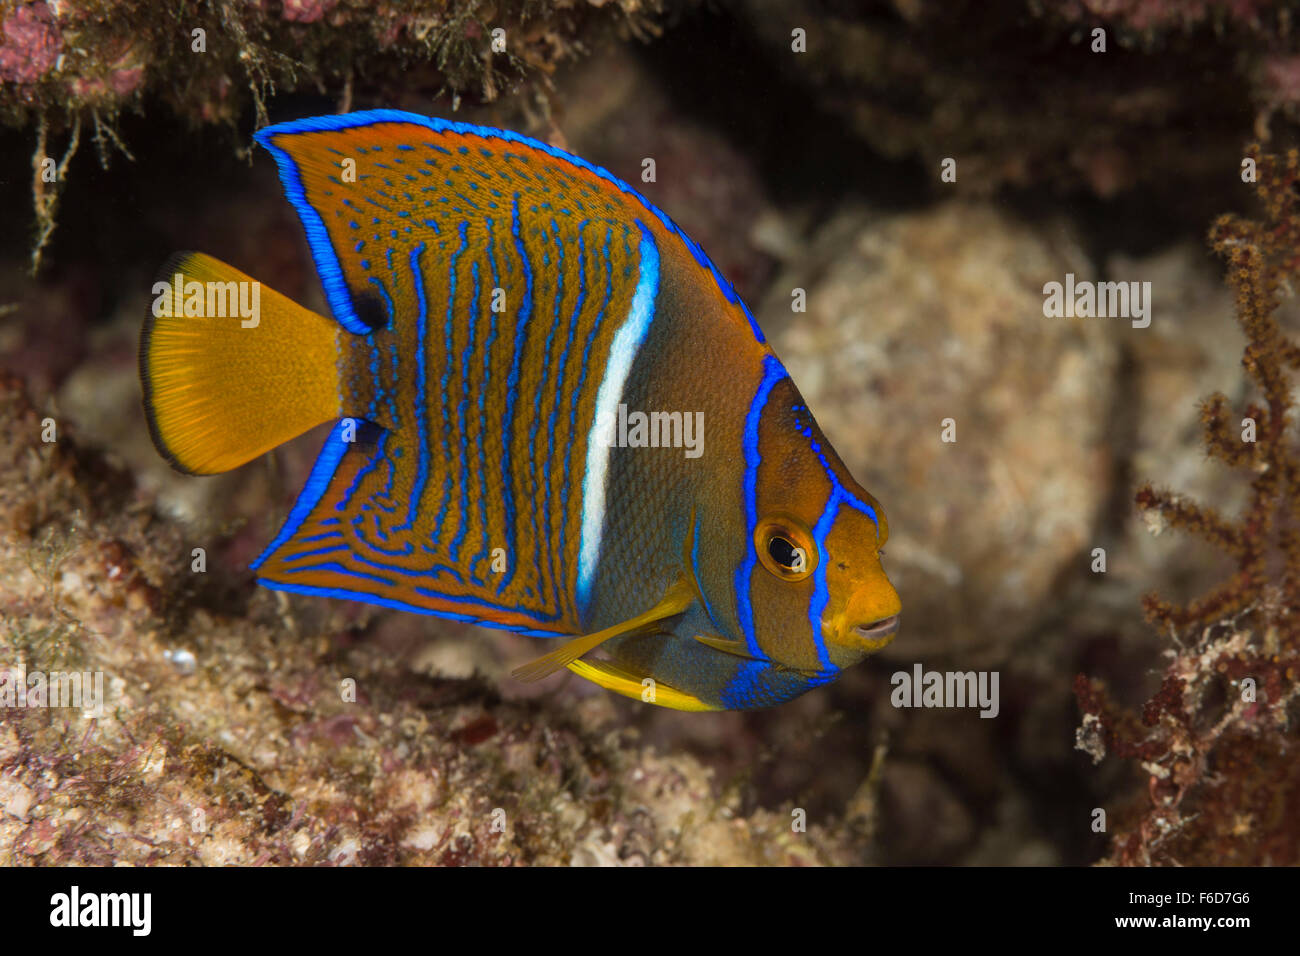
[810,495,901,669]
[721,362,901,686]
[587,364,902,712]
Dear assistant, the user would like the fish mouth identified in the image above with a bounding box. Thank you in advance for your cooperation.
[849,614,900,651]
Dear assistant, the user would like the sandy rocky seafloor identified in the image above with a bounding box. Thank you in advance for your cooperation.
[1,0,1297,865]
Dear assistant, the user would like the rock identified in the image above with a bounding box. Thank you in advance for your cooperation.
[878,760,973,863]
[730,0,1254,206]
[0,372,875,865]
[760,201,1118,659]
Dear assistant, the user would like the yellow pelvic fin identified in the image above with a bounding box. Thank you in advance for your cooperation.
[693,634,759,658]
[511,577,695,684]
[140,252,342,475]
[566,658,717,712]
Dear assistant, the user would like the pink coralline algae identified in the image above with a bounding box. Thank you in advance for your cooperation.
[109,65,144,97]
[65,45,146,101]
[1263,54,1300,105]
[0,1,62,84]
[282,0,339,24]
[1058,0,1272,32]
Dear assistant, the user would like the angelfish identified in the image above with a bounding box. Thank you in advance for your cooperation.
[139,110,901,711]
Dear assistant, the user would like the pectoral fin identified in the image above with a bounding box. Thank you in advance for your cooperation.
[511,577,695,683]
[566,658,718,712]
[693,634,760,658]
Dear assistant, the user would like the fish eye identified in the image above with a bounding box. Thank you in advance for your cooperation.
[755,516,817,582]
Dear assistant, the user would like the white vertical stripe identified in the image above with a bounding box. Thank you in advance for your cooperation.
[576,225,660,614]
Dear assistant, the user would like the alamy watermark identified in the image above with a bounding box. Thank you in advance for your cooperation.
[597,404,704,459]
[151,272,261,328]
[49,886,151,936]
[0,666,106,718]
[1043,273,1151,328]
[891,663,999,718]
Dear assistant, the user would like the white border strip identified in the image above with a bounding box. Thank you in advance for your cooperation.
[576,226,660,613]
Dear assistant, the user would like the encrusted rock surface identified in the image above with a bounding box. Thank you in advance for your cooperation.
[0,373,875,865]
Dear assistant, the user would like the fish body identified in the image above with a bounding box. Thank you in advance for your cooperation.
[140,110,901,710]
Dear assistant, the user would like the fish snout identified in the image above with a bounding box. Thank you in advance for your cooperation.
[823,578,902,664]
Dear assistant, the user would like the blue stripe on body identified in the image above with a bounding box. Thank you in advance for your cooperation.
[806,470,880,674]
[366,334,382,418]
[336,426,384,511]
[387,339,400,429]
[719,659,773,710]
[566,228,614,464]
[497,195,532,596]
[377,436,400,512]
[397,243,431,533]
[806,493,841,672]
[365,268,399,426]
[350,549,463,583]
[250,419,358,571]
[532,218,567,610]
[732,378,884,687]
[718,660,833,711]
[352,513,415,558]
[734,355,787,660]
[283,544,350,563]
[366,509,390,541]
[450,256,480,564]
[280,562,396,588]
[434,223,470,540]
[470,221,502,585]
[691,512,723,632]
[299,530,344,544]
[547,219,590,620]
[256,578,566,637]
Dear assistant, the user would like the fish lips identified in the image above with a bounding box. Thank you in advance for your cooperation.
[846,613,901,653]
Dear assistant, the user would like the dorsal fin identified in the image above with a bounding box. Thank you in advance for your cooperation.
[253,110,766,343]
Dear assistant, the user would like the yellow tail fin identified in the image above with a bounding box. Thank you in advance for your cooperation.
[140,252,342,475]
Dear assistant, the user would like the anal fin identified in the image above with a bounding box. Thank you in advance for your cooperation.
[511,576,695,683]
[252,420,571,636]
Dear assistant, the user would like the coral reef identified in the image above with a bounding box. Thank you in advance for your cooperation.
[0,371,875,865]
[1074,148,1300,866]
[2,0,1297,869]
[1,0,675,269]
[0,0,670,124]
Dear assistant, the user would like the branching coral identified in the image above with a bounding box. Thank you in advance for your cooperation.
[1075,147,1300,866]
